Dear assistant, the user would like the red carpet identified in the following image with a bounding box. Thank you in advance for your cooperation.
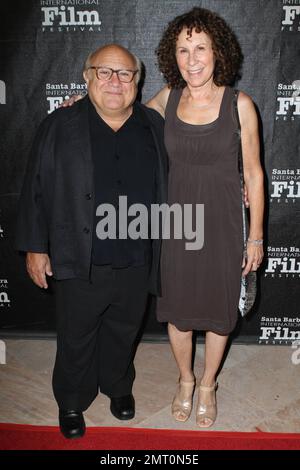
[0,423,299,450]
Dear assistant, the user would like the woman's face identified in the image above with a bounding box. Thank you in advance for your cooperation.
[175,28,215,88]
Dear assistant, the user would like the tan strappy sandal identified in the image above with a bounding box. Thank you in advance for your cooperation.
[171,379,195,422]
[196,382,218,428]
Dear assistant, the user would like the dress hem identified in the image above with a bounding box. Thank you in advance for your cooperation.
[157,314,237,336]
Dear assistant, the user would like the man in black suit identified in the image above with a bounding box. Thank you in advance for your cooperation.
[15,44,168,439]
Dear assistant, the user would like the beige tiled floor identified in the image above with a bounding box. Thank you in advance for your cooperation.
[0,339,299,433]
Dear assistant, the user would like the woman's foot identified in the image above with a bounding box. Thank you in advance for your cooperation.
[196,382,217,428]
[171,377,195,422]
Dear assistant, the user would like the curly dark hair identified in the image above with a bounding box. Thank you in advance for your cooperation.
[156,7,243,88]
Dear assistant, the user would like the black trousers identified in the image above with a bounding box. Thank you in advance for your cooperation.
[52,264,150,411]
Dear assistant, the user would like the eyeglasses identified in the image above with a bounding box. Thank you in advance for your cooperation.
[88,66,138,83]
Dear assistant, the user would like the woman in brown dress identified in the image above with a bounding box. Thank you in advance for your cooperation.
[147,7,264,427]
[62,7,264,428]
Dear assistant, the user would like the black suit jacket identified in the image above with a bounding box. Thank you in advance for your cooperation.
[15,96,168,296]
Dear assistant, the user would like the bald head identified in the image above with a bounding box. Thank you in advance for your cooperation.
[84,44,141,83]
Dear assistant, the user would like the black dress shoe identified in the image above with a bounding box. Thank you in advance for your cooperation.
[59,409,86,439]
[110,394,135,420]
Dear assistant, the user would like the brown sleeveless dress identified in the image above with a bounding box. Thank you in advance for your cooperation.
[156,86,243,335]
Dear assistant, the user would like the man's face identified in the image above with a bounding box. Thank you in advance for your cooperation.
[84,46,138,115]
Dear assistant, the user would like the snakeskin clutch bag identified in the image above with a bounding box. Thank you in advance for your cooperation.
[239,270,257,317]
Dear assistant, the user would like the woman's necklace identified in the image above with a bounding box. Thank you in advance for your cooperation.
[188,86,220,109]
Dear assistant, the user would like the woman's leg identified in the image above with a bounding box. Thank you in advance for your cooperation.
[168,323,195,421]
[168,323,194,382]
[197,330,229,427]
[201,331,228,386]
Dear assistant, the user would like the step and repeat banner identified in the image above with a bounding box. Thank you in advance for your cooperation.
[0,0,299,343]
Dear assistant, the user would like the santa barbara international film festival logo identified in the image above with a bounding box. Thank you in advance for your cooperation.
[259,315,300,346]
[264,245,300,279]
[282,0,300,32]
[46,82,86,113]
[41,0,101,32]
[270,168,300,204]
[0,279,10,308]
[276,81,300,121]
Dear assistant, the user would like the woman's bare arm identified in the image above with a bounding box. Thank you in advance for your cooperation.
[145,85,170,118]
[238,91,264,274]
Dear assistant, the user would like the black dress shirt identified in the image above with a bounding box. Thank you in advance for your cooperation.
[88,97,157,267]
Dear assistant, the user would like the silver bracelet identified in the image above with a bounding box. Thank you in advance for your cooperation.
[247,238,263,246]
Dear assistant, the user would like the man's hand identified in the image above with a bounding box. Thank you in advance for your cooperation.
[59,95,84,107]
[26,252,53,289]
